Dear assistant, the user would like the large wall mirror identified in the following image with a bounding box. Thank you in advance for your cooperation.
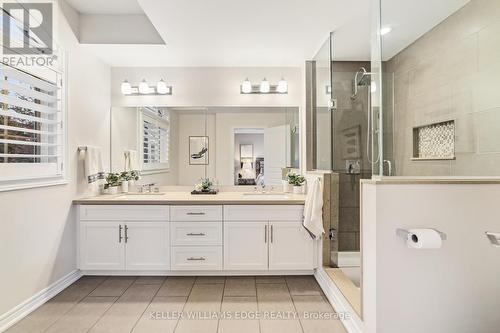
[111,106,300,186]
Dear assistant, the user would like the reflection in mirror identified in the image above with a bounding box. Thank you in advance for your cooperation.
[111,106,300,187]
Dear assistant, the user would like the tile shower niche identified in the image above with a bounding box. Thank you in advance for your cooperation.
[412,120,455,160]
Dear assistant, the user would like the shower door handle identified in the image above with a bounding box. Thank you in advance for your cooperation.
[329,228,337,241]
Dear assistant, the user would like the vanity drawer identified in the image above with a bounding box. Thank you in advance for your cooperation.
[171,205,222,221]
[171,222,222,246]
[224,205,304,221]
[170,246,222,270]
[79,205,169,221]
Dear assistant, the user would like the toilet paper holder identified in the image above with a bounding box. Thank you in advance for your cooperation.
[396,228,447,241]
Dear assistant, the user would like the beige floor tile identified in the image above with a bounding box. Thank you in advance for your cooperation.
[218,319,259,333]
[256,284,295,313]
[89,276,136,297]
[255,276,285,284]
[44,296,117,333]
[286,276,322,296]
[195,276,226,284]
[132,296,187,333]
[157,277,195,297]
[221,296,258,312]
[184,283,224,312]
[292,295,334,315]
[174,319,219,333]
[74,276,108,286]
[6,282,101,333]
[300,319,347,333]
[224,277,256,296]
[89,284,160,332]
[260,319,303,333]
[134,276,166,285]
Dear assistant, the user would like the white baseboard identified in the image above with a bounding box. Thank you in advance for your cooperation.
[80,269,315,276]
[0,270,82,333]
[315,267,363,333]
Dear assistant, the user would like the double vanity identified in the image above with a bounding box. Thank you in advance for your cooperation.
[74,192,317,276]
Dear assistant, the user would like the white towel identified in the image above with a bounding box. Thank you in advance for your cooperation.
[303,177,324,239]
[124,150,139,171]
[83,146,105,184]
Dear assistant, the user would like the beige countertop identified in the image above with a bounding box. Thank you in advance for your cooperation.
[73,191,306,205]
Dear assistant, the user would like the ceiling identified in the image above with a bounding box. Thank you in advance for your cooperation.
[67,0,471,67]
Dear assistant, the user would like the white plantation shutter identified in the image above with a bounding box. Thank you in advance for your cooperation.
[0,63,65,187]
[141,107,170,171]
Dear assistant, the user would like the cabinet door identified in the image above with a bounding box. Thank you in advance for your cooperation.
[125,222,170,270]
[224,221,269,270]
[269,222,315,270]
[79,221,125,270]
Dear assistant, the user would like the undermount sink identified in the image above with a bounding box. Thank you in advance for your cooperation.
[242,193,290,199]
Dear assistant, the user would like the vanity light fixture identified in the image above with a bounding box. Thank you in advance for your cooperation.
[120,79,173,96]
[277,78,288,93]
[240,78,288,94]
[260,78,271,93]
[380,26,392,36]
[138,79,150,94]
[241,78,252,94]
[121,80,132,95]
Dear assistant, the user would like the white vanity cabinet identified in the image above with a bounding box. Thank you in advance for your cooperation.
[78,205,170,271]
[77,203,315,274]
[223,205,315,271]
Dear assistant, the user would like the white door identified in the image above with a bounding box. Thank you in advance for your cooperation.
[264,125,291,186]
[125,222,170,270]
[224,221,269,270]
[79,221,125,270]
[269,222,315,270]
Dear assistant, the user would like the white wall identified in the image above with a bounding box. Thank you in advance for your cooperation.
[0,1,111,317]
[361,181,500,333]
[110,67,302,108]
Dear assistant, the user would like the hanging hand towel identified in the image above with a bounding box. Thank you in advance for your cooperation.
[303,177,324,239]
[83,146,105,184]
[124,150,139,171]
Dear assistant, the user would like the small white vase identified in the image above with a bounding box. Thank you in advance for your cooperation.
[293,186,302,194]
[108,186,118,195]
[121,181,129,193]
[282,180,291,193]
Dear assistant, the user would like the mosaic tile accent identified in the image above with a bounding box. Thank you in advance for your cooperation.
[414,121,455,159]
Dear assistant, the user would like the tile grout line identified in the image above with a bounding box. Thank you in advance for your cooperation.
[172,277,196,333]
[84,276,138,333]
[128,277,164,332]
[40,276,110,333]
[215,276,227,333]
[284,277,306,333]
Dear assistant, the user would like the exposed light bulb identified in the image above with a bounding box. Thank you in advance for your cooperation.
[121,80,132,95]
[380,26,392,36]
[156,79,168,94]
[277,78,288,93]
[241,78,252,94]
[138,79,150,94]
[260,78,270,93]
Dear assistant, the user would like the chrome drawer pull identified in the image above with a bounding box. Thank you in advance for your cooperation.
[186,212,206,215]
[124,225,129,243]
[186,232,206,236]
[118,225,123,243]
[187,257,206,261]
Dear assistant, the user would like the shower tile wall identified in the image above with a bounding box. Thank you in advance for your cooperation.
[385,0,500,176]
[332,61,372,252]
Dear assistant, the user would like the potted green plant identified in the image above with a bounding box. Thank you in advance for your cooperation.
[104,172,121,194]
[195,178,214,192]
[287,172,306,194]
[119,171,140,193]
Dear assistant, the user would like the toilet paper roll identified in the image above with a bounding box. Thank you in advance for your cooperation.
[407,229,442,249]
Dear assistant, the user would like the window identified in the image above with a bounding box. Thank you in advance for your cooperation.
[140,107,170,172]
[0,63,66,191]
